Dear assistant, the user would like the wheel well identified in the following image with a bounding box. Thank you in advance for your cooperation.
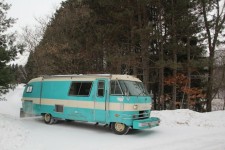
[109,122,113,128]
[41,113,52,117]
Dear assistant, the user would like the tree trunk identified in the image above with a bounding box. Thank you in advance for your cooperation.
[171,0,176,110]
[159,62,164,110]
[171,54,177,110]
[223,96,225,110]
[137,0,150,91]
[158,5,164,110]
[187,37,191,109]
[206,52,214,111]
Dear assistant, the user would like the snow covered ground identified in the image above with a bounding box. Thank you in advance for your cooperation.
[0,85,225,150]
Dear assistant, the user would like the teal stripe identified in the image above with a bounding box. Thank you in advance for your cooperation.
[23,81,152,104]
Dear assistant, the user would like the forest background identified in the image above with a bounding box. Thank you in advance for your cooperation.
[1,0,225,112]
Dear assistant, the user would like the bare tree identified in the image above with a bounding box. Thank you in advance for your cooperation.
[199,0,225,111]
[18,16,50,80]
[20,16,49,53]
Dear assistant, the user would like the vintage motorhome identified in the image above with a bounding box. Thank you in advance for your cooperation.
[21,74,160,134]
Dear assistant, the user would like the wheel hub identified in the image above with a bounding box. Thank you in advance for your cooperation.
[115,123,125,132]
[45,114,50,122]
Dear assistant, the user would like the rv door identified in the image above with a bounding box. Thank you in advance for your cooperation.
[94,79,109,123]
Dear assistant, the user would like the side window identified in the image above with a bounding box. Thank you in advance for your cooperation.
[26,85,33,93]
[97,81,105,97]
[110,80,122,95]
[69,81,92,96]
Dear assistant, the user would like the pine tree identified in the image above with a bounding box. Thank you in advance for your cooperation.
[154,0,206,109]
[0,1,23,96]
[24,0,208,111]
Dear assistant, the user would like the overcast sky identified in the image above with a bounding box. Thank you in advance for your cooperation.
[7,0,66,33]
[6,0,66,65]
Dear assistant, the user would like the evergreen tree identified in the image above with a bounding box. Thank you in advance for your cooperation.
[0,1,23,96]
[24,0,207,111]
[155,1,201,110]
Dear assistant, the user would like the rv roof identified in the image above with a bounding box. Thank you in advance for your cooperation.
[111,75,141,82]
[28,74,141,83]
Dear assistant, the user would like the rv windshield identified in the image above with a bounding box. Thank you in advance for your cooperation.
[118,80,149,96]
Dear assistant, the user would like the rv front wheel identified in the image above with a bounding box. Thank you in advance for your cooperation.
[111,122,129,135]
[44,113,54,124]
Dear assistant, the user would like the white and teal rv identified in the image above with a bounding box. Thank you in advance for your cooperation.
[21,74,160,135]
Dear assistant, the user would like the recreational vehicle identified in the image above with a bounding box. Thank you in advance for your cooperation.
[21,74,160,135]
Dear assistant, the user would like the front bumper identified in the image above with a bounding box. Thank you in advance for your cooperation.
[133,117,160,129]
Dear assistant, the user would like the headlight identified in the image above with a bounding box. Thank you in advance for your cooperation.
[133,104,138,110]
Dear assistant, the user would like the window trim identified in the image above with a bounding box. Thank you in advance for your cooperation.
[68,81,93,97]
[110,80,124,96]
[26,85,33,93]
[119,80,149,96]
[97,80,105,97]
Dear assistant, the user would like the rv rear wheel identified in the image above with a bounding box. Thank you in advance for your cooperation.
[111,122,129,135]
[44,113,54,124]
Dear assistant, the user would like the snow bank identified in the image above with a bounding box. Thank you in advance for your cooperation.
[152,109,225,128]
[0,115,29,150]
[212,99,224,111]
[0,84,25,117]
[0,85,28,150]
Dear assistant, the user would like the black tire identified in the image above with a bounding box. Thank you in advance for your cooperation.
[44,113,54,124]
[111,122,129,135]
